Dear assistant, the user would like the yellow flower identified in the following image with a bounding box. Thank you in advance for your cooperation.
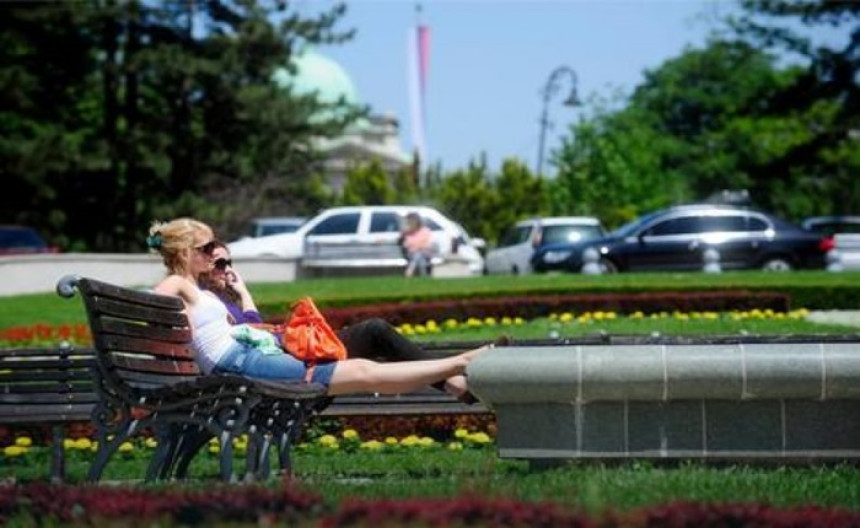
[384,436,399,445]
[144,437,158,449]
[447,441,464,451]
[63,438,76,450]
[559,312,574,323]
[400,435,420,447]
[4,445,26,457]
[483,317,497,326]
[208,444,220,454]
[425,320,438,330]
[360,440,383,450]
[630,311,644,319]
[454,428,469,439]
[342,429,360,440]
[443,318,459,328]
[118,441,134,453]
[466,432,492,444]
[514,317,525,325]
[14,436,32,447]
[74,438,92,450]
[318,434,339,448]
[466,317,482,327]
[418,436,435,447]
[501,316,513,325]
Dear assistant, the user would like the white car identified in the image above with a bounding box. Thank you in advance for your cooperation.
[228,205,486,275]
[484,216,606,275]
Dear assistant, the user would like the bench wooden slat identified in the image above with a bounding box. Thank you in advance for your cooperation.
[88,296,188,327]
[93,318,191,344]
[0,384,95,395]
[114,370,203,388]
[0,392,100,404]
[109,354,200,375]
[0,358,97,370]
[0,406,97,422]
[0,349,94,359]
[78,279,183,310]
[96,335,196,361]
[0,370,94,382]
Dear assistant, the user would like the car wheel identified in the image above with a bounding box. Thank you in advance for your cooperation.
[599,258,618,274]
[760,257,793,272]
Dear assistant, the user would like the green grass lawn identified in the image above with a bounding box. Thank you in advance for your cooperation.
[3,270,860,328]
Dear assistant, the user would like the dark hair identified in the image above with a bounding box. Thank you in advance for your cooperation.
[198,240,241,305]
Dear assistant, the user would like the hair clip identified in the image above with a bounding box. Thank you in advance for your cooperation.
[146,232,163,249]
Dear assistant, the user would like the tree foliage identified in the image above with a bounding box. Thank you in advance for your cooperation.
[0,0,359,250]
[552,0,859,225]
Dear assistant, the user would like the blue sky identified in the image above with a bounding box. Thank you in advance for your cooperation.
[289,1,739,173]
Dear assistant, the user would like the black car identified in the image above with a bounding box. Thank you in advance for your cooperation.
[0,225,57,256]
[531,204,834,273]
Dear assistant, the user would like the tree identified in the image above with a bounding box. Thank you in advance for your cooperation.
[728,0,860,216]
[340,159,395,205]
[0,1,360,251]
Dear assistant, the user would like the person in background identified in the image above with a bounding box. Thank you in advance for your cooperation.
[149,217,488,398]
[399,212,436,278]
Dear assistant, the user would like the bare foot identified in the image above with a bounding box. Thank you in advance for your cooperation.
[444,375,478,405]
[444,375,468,397]
[461,343,494,363]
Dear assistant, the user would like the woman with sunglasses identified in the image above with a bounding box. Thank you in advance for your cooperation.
[199,240,262,325]
[147,217,487,398]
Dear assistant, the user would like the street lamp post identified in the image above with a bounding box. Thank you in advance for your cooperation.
[535,66,582,176]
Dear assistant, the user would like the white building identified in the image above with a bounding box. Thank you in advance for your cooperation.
[272,49,412,193]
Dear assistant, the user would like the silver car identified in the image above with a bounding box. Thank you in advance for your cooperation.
[484,217,606,275]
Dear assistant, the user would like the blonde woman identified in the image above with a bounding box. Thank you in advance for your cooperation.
[147,218,485,397]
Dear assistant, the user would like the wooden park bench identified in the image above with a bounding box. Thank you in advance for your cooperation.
[0,344,98,483]
[56,275,329,482]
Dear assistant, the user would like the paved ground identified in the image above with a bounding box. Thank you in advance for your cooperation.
[806,310,860,329]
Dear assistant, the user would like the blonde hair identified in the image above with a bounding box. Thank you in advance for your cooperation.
[148,218,214,275]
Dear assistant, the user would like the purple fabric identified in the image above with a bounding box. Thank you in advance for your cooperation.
[214,292,264,324]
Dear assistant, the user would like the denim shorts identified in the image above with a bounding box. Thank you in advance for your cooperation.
[212,341,337,387]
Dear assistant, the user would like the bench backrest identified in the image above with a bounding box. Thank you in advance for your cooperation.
[0,346,98,424]
[76,277,201,395]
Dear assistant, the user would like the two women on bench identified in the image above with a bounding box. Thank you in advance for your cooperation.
[197,239,484,402]
[148,218,487,398]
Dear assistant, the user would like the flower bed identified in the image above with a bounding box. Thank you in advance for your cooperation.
[1,482,859,526]
[317,290,790,329]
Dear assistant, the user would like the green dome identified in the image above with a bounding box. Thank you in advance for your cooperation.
[272,49,360,106]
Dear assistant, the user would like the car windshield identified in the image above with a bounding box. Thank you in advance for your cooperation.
[610,210,665,238]
[542,224,604,244]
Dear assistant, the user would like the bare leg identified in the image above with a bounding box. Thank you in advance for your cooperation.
[326,346,487,396]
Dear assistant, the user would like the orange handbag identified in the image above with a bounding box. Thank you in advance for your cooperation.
[283,297,347,364]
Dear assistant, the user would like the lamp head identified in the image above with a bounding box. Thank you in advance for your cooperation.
[563,89,582,107]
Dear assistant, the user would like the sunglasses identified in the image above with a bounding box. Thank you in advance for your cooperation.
[195,240,217,256]
[213,258,232,271]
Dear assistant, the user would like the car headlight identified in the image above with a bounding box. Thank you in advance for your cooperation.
[541,250,574,264]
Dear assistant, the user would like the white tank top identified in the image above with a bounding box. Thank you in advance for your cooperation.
[189,286,236,374]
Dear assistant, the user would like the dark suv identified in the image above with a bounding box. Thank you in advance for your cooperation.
[0,225,57,255]
[533,205,834,273]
